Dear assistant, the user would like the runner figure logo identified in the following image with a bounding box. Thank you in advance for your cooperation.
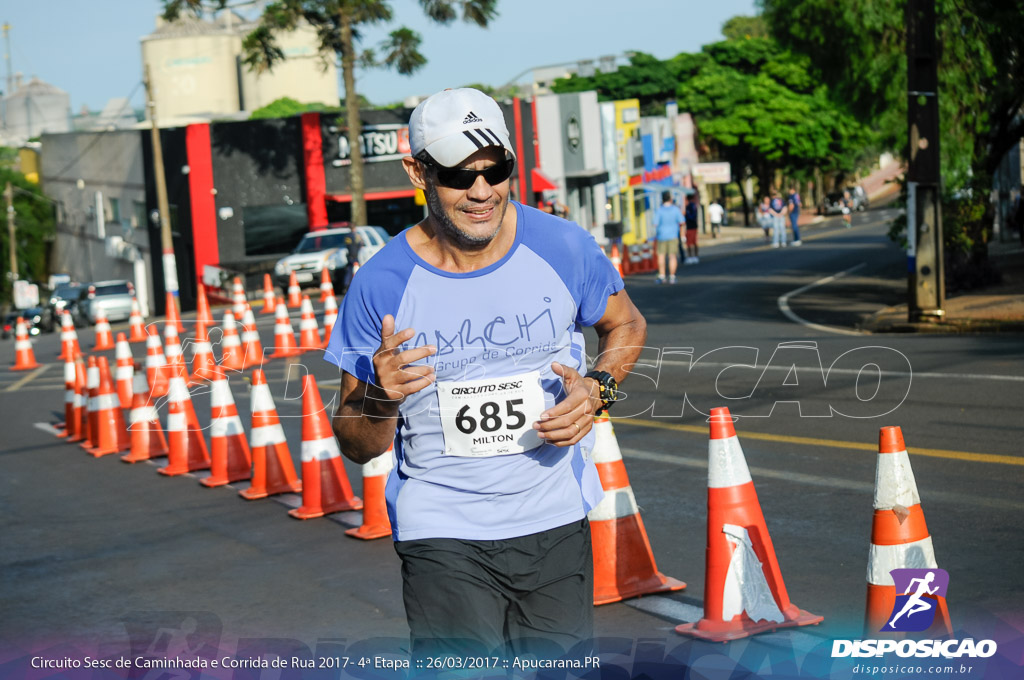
[883,568,949,632]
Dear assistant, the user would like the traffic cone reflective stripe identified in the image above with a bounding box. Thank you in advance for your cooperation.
[10,317,40,371]
[219,311,245,372]
[609,243,624,278]
[123,372,168,463]
[270,297,301,358]
[298,295,321,350]
[158,375,211,476]
[289,374,361,518]
[240,307,264,369]
[57,311,82,360]
[232,276,247,320]
[260,273,276,314]
[56,358,78,438]
[322,294,337,349]
[287,271,301,308]
[87,356,130,457]
[145,326,170,398]
[588,414,685,605]
[79,357,101,451]
[66,358,88,443]
[676,407,823,641]
[92,309,115,351]
[241,369,302,499]
[128,298,147,343]
[163,322,188,380]
[201,369,252,487]
[189,320,218,382]
[320,266,335,302]
[164,291,185,333]
[114,333,134,408]
[865,426,951,637]
[346,445,394,540]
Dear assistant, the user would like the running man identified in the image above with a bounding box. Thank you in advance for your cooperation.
[889,572,940,628]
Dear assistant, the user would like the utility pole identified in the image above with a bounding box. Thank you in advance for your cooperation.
[143,63,179,307]
[5,181,16,282]
[905,0,944,321]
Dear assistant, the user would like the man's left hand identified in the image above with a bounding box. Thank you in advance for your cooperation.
[533,362,601,447]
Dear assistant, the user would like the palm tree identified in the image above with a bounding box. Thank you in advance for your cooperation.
[162,0,498,225]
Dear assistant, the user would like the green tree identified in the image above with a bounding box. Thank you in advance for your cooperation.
[163,0,499,226]
[249,96,343,120]
[721,14,768,40]
[1,149,56,304]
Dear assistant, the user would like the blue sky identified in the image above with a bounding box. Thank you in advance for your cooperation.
[3,0,758,112]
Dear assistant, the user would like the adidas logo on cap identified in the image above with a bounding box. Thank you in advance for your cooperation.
[462,111,483,124]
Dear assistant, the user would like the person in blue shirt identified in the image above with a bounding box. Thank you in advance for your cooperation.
[326,88,646,660]
[787,186,803,246]
[652,191,683,283]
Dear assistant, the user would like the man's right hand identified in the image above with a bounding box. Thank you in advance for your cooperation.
[368,314,436,412]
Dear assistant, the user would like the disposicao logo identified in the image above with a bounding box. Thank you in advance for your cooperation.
[831,568,998,659]
[883,568,949,632]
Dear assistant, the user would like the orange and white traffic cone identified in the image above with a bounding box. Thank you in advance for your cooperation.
[163,321,188,380]
[164,291,185,334]
[128,297,147,343]
[201,367,252,487]
[609,243,624,278]
[66,358,88,443]
[270,297,301,359]
[158,373,211,476]
[322,294,337,349]
[145,325,170,399]
[114,333,135,409]
[231,276,247,320]
[676,407,823,641]
[588,414,685,604]
[287,271,302,308]
[57,311,82,360]
[297,295,321,351]
[346,444,394,540]
[86,356,130,457]
[289,374,362,519]
[864,426,952,638]
[92,308,116,352]
[319,266,335,302]
[260,273,276,315]
[239,306,265,369]
[79,356,100,451]
[10,317,40,370]
[189,319,218,382]
[195,283,215,327]
[122,371,169,463]
[350,260,360,280]
[241,368,302,499]
[56,356,78,438]
[218,310,246,372]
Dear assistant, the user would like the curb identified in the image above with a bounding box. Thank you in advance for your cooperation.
[859,307,1024,334]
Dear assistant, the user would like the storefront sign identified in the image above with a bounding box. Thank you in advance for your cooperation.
[694,162,732,184]
[334,124,411,166]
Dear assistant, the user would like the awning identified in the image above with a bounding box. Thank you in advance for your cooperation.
[530,168,559,192]
[565,168,610,189]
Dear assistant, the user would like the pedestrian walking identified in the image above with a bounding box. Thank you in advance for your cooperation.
[684,193,700,263]
[653,191,683,283]
[758,195,772,241]
[842,189,853,228]
[342,229,362,293]
[708,199,725,239]
[327,88,646,660]
[770,190,787,248]
[787,186,802,246]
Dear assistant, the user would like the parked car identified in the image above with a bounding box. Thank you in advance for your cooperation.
[2,307,44,339]
[72,280,135,327]
[273,225,391,290]
[819,186,869,216]
[42,281,84,331]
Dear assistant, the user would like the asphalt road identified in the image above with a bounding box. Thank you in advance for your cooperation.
[1,209,1021,678]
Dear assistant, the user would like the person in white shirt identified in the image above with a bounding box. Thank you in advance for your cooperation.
[707,200,725,239]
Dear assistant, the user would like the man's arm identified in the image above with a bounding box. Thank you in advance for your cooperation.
[533,289,647,446]
[332,314,436,464]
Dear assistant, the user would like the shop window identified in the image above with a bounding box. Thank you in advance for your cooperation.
[242,204,309,256]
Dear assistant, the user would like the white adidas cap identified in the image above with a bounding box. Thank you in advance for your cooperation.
[408,88,516,168]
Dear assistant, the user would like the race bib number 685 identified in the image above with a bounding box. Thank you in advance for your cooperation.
[436,371,547,457]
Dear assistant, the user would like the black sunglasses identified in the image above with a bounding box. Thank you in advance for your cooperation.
[420,157,515,190]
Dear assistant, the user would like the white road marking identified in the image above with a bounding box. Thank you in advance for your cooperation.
[777,263,869,336]
[656,359,1024,383]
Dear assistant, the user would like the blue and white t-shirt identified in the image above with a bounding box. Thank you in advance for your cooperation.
[325,202,623,541]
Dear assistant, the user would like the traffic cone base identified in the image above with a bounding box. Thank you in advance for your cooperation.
[123,404,169,463]
[289,437,363,519]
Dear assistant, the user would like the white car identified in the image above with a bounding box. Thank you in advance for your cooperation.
[273,225,390,290]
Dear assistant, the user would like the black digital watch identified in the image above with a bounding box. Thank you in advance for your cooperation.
[584,370,620,415]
